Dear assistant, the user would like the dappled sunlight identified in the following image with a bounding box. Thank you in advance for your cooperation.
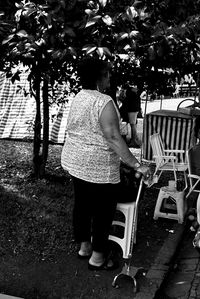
[141,97,195,115]
[0,183,29,202]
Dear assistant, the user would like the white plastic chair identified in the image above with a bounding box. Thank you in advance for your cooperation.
[109,173,143,259]
[109,201,136,259]
[149,133,188,189]
[109,178,145,290]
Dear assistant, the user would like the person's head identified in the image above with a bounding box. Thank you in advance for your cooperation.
[77,57,111,91]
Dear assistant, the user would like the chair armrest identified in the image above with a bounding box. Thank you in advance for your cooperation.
[153,155,176,161]
[188,174,200,180]
[164,149,185,154]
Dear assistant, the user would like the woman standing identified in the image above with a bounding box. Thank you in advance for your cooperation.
[61,57,150,270]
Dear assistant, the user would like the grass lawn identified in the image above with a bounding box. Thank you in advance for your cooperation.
[0,139,179,298]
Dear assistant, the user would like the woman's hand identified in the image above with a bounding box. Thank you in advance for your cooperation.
[135,164,151,181]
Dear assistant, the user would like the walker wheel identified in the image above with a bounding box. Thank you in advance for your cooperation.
[112,281,119,288]
[133,277,138,293]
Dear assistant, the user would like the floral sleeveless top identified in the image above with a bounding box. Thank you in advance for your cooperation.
[61,89,122,183]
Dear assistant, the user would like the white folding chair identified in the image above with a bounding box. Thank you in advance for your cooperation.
[186,148,200,199]
[186,146,200,225]
[149,133,188,189]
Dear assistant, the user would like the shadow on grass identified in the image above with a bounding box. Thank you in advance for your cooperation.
[0,180,80,299]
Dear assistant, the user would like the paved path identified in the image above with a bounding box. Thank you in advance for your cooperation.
[140,97,200,299]
[0,295,23,299]
[156,225,200,299]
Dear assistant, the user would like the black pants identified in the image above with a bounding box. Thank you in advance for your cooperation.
[72,176,119,254]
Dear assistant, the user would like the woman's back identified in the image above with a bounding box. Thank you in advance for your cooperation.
[61,89,121,183]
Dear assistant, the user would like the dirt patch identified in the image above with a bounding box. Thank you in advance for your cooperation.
[0,140,178,298]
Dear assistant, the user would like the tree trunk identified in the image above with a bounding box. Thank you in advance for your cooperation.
[40,77,49,177]
[33,74,42,178]
[197,73,200,105]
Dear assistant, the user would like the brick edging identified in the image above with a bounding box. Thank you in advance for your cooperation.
[134,222,186,299]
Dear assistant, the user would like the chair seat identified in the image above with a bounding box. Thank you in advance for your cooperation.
[154,185,187,223]
[160,162,188,171]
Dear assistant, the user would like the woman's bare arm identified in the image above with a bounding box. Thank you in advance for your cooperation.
[99,100,140,169]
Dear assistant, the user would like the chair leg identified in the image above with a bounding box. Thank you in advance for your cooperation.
[186,188,193,199]
[157,170,163,181]
[183,171,188,191]
[197,193,200,225]
[173,170,177,188]
[152,169,161,182]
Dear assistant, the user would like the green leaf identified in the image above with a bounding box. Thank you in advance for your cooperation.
[16,30,28,38]
[68,47,77,57]
[97,47,104,57]
[102,15,112,26]
[82,44,96,51]
[82,45,97,54]
[15,2,23,9]
[22,7,36,18]
[87,47,97,54]
[123,44,131,51]
[99,0,107,8]
[85,9,93,15]
[133,1,143,8]
[25,43,33,50]
[138,8,149,20]
[24,52,34,59]
[2,34,14,45]
[103,47,111,56]
[85,15,101,28]
[85,20,96,28]
[185,38,191,43]
[118,32,129,41]
[126,6,138,20]
[35,38,46,47]
[129,30,139,38]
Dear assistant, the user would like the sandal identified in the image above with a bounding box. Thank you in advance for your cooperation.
[78,244,92,259]
[77,252,91,259]
[88,259,119,271]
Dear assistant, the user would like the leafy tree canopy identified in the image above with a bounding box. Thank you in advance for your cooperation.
[1,0,200,92]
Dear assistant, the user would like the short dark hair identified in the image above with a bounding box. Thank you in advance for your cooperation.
[77,57,111,89]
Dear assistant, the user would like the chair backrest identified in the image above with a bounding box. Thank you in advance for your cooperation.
[149,133,165,165]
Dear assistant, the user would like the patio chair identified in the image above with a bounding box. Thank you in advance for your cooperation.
[186,145,200,226]
[149,133,188,189]
[186,147,200,199]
